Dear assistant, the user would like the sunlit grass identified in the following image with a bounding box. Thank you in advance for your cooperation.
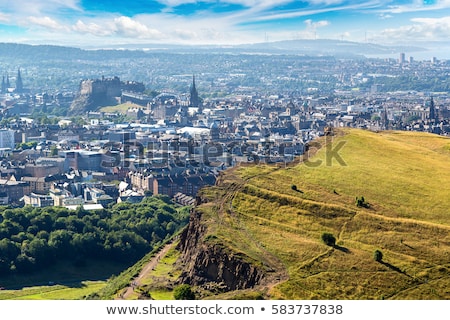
[99,102,143,114]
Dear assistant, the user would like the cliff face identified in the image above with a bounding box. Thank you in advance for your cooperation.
[176,209,265,291]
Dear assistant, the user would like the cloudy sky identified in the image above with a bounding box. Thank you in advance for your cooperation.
[0,0,449,47]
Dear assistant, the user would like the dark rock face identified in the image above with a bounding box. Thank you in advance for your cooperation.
[176,209,265,291]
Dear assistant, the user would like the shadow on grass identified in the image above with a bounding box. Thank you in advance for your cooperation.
[3,280,87,291]
[380,261,410,277]
[333,245,350,253]
[0,259,130,290]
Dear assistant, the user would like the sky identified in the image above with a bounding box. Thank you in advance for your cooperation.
[0,0,449,49]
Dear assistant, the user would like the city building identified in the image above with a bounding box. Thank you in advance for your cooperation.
[0,129,15,150]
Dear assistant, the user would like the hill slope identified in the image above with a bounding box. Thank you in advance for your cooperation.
[173,128,450,300]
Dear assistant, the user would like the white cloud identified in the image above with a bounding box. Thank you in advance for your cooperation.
[113,16,163,39]
[27,16,68,31]
[293,19,330,39]
[73,20,114,37]
[377,16,450,42]
[305,19,330,29]
[384,0,450,14]
[72,16,165,40]
[0,0,80,16]
[378,13,393,19]
[157,0,199,6]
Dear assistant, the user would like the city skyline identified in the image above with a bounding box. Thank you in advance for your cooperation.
[0,1,449,53]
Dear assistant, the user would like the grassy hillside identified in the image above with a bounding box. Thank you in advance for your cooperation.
[190,128,450,299]
[99,102,144,114]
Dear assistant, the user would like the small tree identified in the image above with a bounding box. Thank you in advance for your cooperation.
[321,232,336,247]
[291,184,297,191]
[173,284,196,300]
[374,249,383,262]
[356,196,369,208]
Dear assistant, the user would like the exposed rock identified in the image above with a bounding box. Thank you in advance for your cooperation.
[176,209,265,291]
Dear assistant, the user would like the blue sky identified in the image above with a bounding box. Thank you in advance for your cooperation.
[0,1,449,47]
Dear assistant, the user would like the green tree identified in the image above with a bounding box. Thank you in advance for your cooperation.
[374,249,383,262]
[49,144,58,156]
[321,232,336,247]
[173,284,196,300]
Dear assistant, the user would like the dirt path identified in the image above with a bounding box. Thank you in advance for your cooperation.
[117,241,175,300]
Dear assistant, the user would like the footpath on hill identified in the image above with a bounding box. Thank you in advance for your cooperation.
[117,241,175,300]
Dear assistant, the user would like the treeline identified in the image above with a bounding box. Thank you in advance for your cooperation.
[0,196,190,275]
[361,75,450,92]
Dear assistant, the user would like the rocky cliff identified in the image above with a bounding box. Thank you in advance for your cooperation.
[176,209,265,291]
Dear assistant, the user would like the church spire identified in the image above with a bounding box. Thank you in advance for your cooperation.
[16,68,23,93]
[429,96,437,123]
[189,74,199,108]
[382,107,389,130]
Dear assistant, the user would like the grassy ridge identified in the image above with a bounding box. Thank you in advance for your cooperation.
[195,128,450,299]
[278,129,450,223]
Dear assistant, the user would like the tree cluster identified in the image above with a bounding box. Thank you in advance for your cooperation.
[0,196,190,275]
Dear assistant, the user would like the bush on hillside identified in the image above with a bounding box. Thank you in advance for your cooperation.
[321,232,336,247]
[356,196,370,208]
[374,250,383,262]
[173,284,196,300]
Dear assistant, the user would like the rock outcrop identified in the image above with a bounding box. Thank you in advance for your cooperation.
[176,209,265,291]
[69,76,122,115]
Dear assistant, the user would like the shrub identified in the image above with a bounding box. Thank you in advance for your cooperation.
[291,184,298,191]
[374,249,383,262]
[356,196,369,208]
[321,232,336,247]
[173,284,196,300]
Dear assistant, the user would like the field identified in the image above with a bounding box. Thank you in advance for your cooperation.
[191,128,450,299]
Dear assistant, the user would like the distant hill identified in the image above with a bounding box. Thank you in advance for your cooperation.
[234,39,426,57]
[0,40,427,60]
[166,128,450,299]
[0,42,150,61]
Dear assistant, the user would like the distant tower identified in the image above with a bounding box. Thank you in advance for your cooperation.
[429,96,437,123]
[210,121,220,141]
[1,76,5,93]
[6,74,10,89]
[382,107,389,130]
[189,75,199,108]
[399,53,405,64]
[15,68,23,93]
